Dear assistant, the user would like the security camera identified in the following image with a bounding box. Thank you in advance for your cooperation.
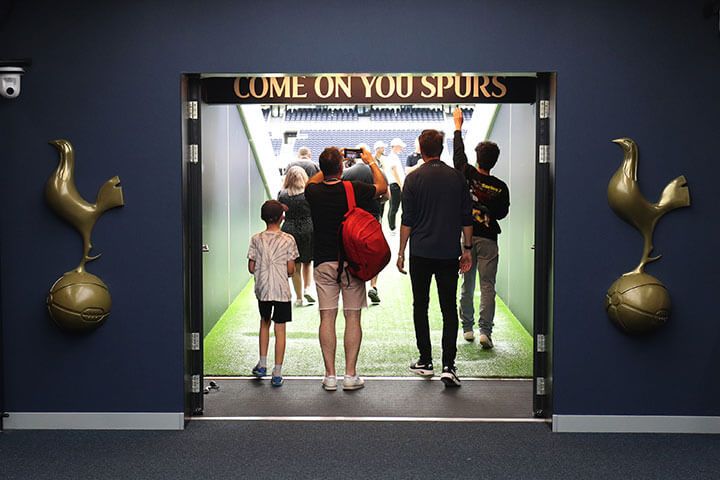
[0,66,24,99]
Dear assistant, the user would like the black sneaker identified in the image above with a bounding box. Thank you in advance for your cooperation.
[440,366,461,387]
[409,360,434,377]
[368,287,381,304]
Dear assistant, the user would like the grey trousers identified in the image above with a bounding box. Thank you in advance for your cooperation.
[459,237,499,335]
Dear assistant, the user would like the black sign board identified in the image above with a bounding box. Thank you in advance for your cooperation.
[201,74,536,104]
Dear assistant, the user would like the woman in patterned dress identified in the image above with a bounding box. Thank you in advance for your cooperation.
[278,166,315,306]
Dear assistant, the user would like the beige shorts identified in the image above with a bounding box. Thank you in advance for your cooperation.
[314,261,367,311]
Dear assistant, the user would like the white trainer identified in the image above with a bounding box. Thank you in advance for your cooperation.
[322,375,337,391]
[342,375,365,391]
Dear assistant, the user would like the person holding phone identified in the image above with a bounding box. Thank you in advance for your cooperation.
[305,146,387,391]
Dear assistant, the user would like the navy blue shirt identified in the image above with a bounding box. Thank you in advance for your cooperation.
[401,160,473,259]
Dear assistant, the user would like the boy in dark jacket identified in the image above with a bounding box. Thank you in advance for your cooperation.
[453,107,510,349]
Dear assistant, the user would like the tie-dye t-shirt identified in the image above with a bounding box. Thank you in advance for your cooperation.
[247,230,299,302]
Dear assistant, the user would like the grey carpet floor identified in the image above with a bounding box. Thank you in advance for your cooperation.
[2,421,719,479]
[201,378,533,418]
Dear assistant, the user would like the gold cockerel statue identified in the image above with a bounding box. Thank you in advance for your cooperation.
[46,139,124,271]
[605,137,691,335]
[607,137,690,274]
[45,139,125,332]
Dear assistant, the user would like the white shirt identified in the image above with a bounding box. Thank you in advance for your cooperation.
[247,230,299,302]
[383,153,406,186]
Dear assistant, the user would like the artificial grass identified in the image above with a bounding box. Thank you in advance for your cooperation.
[204,261,533,378]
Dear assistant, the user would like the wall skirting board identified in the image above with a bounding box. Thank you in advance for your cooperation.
[3,412,185,430]
[553,415,720,434]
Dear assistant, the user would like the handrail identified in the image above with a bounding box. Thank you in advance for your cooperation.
[484,104,501,140]
[236,105,272,199]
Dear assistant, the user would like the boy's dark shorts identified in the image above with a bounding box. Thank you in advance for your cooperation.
[258,301,292,323]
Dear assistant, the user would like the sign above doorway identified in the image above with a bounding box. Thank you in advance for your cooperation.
[202,74,536,104]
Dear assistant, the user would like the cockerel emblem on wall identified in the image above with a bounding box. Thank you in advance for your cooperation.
[605,138,690,334]
[45,139,125,332]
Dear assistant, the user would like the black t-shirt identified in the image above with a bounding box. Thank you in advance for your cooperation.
[453,130,510,241]
[406,152,422,168]
[305,181,377,265]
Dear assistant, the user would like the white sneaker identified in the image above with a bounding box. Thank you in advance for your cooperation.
[342,375,365,391]
[322,375,337,391]
[463,331,475,342]
[294,299,304,307]
[479,333,494,350]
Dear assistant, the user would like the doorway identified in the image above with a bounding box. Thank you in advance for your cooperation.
[182,73,554,420]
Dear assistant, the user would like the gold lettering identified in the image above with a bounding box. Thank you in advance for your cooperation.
[375,76,395,98]
[249,77,269,98]
[234,77,250,99]
[269,77,290,98]
[360,75,376,97]
[436,75,453,98]
[335,76,352,98]
[478,75,491,97]
[396,75,412,98]
[292,76,307,98]
[420,76,436,98]
[454,75,472,98]
[314,76,333,98]
[491,76,507,98]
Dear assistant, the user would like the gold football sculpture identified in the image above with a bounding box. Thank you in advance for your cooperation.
[45,139,124,332]
[605,138,690,334]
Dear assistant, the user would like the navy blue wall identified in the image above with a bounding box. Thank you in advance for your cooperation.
[1,0,718,415]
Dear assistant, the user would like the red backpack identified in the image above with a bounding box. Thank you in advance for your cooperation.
[337,181,391,282]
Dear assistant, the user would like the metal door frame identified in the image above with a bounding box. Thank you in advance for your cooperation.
[182,74,204,418]
[533,72,555,418]
[182,71,556,420]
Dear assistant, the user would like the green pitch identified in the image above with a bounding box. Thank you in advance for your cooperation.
[204,271,533,378]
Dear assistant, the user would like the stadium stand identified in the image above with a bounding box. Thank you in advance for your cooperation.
[267,106,475,162]
[289,129,467,167]
[280,106,471,123]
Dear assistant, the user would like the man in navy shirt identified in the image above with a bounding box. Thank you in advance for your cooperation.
[397,129,473,387]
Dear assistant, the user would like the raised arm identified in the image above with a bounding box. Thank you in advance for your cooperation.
[361,147,388,197]
[453,107,469,171]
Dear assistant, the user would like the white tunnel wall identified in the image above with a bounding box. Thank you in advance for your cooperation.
[201,105,268,336]
[487,103,536,333]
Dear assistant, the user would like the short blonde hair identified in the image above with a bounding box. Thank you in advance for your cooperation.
[283,166,308,195]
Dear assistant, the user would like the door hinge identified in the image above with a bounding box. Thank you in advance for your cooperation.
[536,334,546,352]
[191,332,200,351]
[536,377,546,395]
[539,145,549,164]
[539,100,550,119]
[187,101,198,120]
[191,374,201,393]
[188,144,199,164]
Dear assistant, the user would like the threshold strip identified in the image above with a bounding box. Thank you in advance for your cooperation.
[194,416,548,423]
[205,376,532,382]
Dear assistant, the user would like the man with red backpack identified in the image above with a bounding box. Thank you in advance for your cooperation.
[305,147,388,392]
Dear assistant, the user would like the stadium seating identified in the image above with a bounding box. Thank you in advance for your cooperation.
[289,128,467,167]
[279,106,472,123]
